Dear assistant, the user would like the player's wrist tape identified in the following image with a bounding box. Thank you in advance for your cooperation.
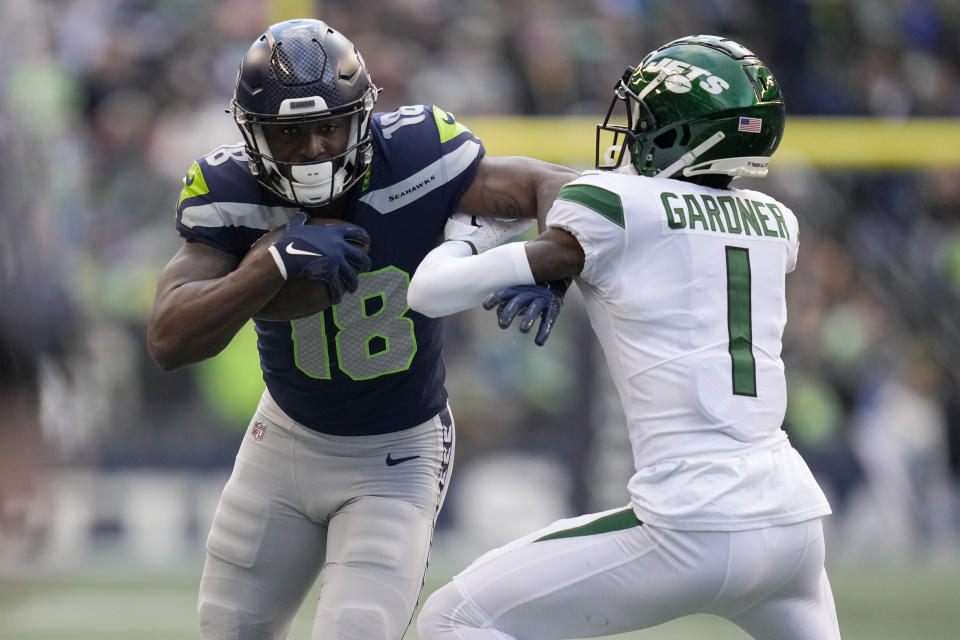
[267,245,289,280]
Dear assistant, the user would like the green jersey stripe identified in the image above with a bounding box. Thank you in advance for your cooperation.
[557,184,625,228]
[534,508,642,542]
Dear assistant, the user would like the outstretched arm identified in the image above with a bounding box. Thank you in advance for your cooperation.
[456,156,578,228]
[407,226,585,319]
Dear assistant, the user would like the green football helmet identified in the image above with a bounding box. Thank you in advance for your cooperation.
[596,35,785,183]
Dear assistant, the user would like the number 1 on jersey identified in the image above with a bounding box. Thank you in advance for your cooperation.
[725,246,757,396]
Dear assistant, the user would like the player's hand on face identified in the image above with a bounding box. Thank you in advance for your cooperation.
[272,212,372,297]
[482,279,569,346]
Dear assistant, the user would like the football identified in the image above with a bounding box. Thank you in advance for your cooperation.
[244,217,370,321]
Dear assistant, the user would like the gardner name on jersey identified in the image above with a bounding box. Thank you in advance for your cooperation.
[660,191,792,239]
[176,105,483,436]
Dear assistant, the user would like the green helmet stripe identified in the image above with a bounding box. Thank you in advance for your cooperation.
[557,184,624,228]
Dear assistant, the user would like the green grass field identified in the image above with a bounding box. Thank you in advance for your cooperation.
[2,565,958,639]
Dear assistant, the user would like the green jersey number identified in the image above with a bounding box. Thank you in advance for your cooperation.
[725,246,757,396]
[291,267,417,380]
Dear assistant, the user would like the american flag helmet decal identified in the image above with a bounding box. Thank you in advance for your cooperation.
[738,117,762,133]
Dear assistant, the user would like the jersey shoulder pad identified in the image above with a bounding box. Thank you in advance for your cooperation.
[428,105,476,145]
[177,143,258,213]
[555,172,626,229]
[175,143,295,255]
[549,173,631,289]
[372,104,479,148]
[362,105,484,215]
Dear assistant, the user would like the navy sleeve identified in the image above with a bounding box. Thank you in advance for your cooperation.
[175,144,297,257]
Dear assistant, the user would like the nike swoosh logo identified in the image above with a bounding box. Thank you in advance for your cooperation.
[385,453,420,466]
[285,242,324,257]
[184,173,195,187]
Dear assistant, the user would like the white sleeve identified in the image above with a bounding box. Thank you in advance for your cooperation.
[407,241,536,317]
[785,207,800,273]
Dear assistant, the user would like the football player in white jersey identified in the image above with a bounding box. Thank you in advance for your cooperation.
[408,36,840,640]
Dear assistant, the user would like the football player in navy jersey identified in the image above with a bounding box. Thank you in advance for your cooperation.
[145,18,575,640]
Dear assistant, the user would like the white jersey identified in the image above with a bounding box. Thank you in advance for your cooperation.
[547,169,830,530]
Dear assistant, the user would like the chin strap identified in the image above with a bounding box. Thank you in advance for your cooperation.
[683,155,770,178]
[658,131,726,179]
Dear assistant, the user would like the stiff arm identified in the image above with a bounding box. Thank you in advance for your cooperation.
[407,154,580,317]
[457,156,578,229]
[407,226,584,318]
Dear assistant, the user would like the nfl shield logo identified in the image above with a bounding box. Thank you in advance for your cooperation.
[251,421,265,440]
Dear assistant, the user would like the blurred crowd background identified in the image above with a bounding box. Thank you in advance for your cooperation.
[1,0,959,580]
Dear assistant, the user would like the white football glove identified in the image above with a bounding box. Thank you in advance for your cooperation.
[443,213,534,254]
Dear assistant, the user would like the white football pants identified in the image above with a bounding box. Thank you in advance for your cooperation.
[198,391,454,640]
[418,507,839,640]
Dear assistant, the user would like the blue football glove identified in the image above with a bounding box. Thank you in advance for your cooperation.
[270,213,372,301]
[482,279,570,346]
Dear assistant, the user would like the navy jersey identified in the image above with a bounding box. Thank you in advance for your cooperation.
[175,105,484,435]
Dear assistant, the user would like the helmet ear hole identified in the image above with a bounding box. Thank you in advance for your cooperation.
[654,129,677,149]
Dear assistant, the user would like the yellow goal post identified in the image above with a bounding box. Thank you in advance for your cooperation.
[464,117,960,169]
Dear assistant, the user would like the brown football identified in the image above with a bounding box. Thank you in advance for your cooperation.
[244,217,370,321]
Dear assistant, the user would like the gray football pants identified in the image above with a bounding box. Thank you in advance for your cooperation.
[198,392,454,639]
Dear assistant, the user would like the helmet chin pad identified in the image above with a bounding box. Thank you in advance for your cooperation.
[247,114,365,206]
[290,160,333,185]
[284,160,347,205]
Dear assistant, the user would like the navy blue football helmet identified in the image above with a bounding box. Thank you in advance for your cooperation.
[232,19,380,206]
